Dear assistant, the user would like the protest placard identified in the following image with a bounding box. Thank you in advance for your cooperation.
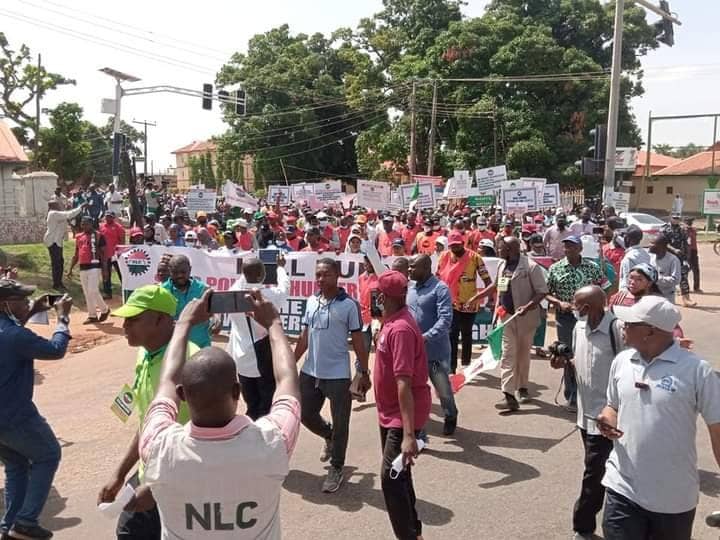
[452,170,471,197]
[268,185,291,205]
[312,180,342,201]
[399,182,435,209]
[541,183,560,208]
[291,183,315,201]
[356,179,391,210]
[475,165,507,193]
[222,180,257,210]
[186,188,217,216]
[501,186,538,212]
[520,177,547,202]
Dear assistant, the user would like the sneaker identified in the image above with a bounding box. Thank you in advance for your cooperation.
[706,511,720,527]
[443,417,457,436]
[497,392,519,412]
[8,522,53,539]
[321,466,344,493]
[517,388,530,404]
[572,533,592,540]
[319,437,332,463]
[1,527,9,540]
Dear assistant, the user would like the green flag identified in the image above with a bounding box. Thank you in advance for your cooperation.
[410,181,420,201]
[486,323,504,360]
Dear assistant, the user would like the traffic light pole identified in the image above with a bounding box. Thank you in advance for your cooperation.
[112,78,123,188]
[602,0,625,206]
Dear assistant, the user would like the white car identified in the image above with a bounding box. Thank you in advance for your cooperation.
[620,212,666,247]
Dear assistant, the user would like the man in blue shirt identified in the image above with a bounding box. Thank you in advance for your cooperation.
[408,254,458,435]
[0,280,73,540]
[294,257,370,493]
[161,255,212,348]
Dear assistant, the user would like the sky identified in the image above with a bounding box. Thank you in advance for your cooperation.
[1,0,718,175]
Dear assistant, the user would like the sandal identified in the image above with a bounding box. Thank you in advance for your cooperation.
[99,310,110,322]
[83,317,99,325]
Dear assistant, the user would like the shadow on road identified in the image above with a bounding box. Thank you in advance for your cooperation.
[283,466,454,526]
[0,486,81,533]
[700,469,720,498]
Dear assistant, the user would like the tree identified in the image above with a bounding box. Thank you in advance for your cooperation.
[0,32,75,147]
[654,142,704,159]
[34,102,91,182]
[188,155,204,185]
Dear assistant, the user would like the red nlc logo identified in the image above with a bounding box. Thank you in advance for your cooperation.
[125,248,152,276]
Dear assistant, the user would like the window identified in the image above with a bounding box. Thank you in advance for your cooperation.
[666,186,674,194]
[646,186,654,194]
[629,186,636,194]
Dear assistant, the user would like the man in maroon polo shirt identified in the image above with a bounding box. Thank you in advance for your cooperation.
[373,270,431,540]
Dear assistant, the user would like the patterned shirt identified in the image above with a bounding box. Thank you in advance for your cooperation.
[547,258,609,303]
[661,223,689,260]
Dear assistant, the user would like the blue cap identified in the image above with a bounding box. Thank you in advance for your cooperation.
[392,238,405,246]
[631,263,658,283]
[562,235,582,245]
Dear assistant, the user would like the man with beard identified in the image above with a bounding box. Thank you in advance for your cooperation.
[543,213,573,261]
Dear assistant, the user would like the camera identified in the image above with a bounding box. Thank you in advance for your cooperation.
[548,341,572,369]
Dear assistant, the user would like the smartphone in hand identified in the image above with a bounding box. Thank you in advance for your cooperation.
[584,414,624,437]
[208,291,254,314]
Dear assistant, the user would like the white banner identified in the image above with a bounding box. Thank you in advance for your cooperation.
[615,147,638,172]
[501,187,538,213]
[541,183,560,208]
[186,188,217,216]
[222,180,258,210]
[520,177,547,203]
[291,183,315,201]
[399,182,435,209]
[452,170,471,197]
[267,185,291,205]
[703,190,720,215]
[313,180,342,201]
[475,165,507,193]
[357,179,391,210]
[117,246,503,339]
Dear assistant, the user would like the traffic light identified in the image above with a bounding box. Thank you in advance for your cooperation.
[234,90,246,116]
[654,1,674,46]
[576,124,607,177]
[202,83,213,110]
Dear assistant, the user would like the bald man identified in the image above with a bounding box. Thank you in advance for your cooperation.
[138,290,301,539]
[489,236,548,411]
[570,285,625,539]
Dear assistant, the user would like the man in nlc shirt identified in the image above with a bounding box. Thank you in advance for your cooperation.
[294,257,370,493]
[67,215,110,323]
[373,270,431,540]
[98,285,199,539]
[99,210,125,300]
[138,290,301,540]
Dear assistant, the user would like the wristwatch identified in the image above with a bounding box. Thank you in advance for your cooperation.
[58,315,70,325]
[355,362,370,376]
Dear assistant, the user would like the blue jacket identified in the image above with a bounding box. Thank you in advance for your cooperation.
[407,275,453,364]
[0,314,70,428]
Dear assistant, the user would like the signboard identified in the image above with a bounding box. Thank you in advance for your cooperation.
[615,147,638,172]
[268,185,291,205]
[291,183,315,200]
[356,179,391,210]
[520,177,547,202]
[186,188,217,216]
[399,182,435,209]
[312,180,342,201]
[541,183,560,208]
[501,187,538,213]
[222,180,258,210]
[475,165,507,193]
[610,191,630,213]
[500,179,525,191]
[468,194,496,208]
[703,190,720,215]
[452,170,471,197]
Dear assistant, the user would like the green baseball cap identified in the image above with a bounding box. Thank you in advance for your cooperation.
[112,285,178,318]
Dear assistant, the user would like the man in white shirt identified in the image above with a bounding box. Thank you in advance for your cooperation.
[43,200,86,290]
[104,184,123,216]
[598,296,720,540]
[570,285,625,540]
[138,290,301,540]
[618,225,650,290]
[649,235,681,303]
[228,256,290,419]
[569,207,596,237]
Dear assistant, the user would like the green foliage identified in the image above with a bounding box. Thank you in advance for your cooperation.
[654,142,705,160]
[0,32,75,147]
[34,103,91,182]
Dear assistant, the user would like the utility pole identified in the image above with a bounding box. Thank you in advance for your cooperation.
[132,119,157,177]
[603,0,625,206]
[409,80,417,177]
[426,80,438,176]
[35,53,41,156]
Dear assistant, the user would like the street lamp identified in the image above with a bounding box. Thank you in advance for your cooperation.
[99,67,141,187]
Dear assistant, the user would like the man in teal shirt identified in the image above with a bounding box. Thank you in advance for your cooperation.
[161,254,213,348]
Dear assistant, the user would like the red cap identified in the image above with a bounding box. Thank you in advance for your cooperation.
[268,211,278,219]
[447,230,464,247]
[534,214,544,222]
[452,210,462,217]
[377,270,408,298]
[129,227,143,237]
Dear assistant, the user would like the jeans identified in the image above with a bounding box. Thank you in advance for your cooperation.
[679,259,690,296]
[556,310,577,405]
[0,414,61,529]
[602,489,695,540]
[450,310,475,373]
[299,372,352,469]
[48,244,64,289]
[427,359,458,420]
[238,337,276,420]
[380,427,422,540]
[573,429,614,534]
[102,259,122,297]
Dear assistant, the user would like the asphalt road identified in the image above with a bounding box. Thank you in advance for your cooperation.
[3,244,720,539]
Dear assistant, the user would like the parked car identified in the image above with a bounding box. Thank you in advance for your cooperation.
[620,212,666,247]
